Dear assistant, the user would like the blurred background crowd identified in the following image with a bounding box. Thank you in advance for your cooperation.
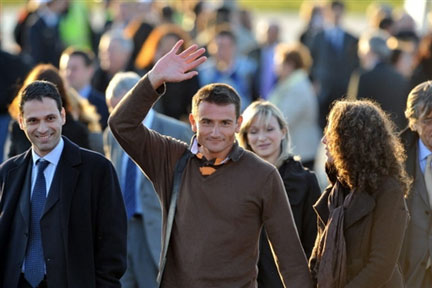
[1,0,432,188]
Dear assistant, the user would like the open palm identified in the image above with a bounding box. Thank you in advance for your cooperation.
[149,40,207,88]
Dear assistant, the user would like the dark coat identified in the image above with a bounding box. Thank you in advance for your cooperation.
[257,157,321,288]
[0,137,127,287]
[87,87,109,130]
[0,50,31,115]
[310,29,359,129]
[399,128,432,287]
[24,13,64,67]
[310,176,408,288]
[347,62,409,131]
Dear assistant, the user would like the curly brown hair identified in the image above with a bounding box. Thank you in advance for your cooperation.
[325,99,410,195]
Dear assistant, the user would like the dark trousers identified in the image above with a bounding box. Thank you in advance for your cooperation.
[19,274,47,288]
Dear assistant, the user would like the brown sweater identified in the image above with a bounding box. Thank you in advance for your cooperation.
[108,75,312,288]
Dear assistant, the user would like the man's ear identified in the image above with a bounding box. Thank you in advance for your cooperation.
[235,115,243,133]
[61,107,66,125]
[18,114,25,130]
[189,113,197,133]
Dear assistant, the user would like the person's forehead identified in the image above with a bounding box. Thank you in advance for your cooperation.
[22,97,59,114]
[68,54,87,66]
[250,114,277,127]
[197,101,236,119]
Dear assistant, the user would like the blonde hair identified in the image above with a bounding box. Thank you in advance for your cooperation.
[238,100,291,167]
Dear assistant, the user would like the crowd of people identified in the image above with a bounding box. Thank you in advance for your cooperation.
[1,0,432,287]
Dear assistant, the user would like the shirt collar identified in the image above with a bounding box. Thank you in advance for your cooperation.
[189,135,243,163]
[79,85,92,99]
[142,108,155,128]
[419,138,432,161]
[32,137,64,166]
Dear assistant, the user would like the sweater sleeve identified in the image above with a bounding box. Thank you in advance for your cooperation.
[108,74,188,205]
[262,169,313,287]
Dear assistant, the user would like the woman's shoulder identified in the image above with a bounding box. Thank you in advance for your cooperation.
[373,175,406,200]
[279,157,314,178]
[279,157,320,192]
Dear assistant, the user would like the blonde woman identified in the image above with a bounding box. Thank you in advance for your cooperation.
[238,100,320,288]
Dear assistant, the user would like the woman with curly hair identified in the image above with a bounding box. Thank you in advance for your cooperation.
[238,100,321,288]
[309,99,410,288]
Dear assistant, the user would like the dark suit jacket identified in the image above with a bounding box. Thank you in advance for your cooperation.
[87,87,109,130]
[0,137,127,287]
[310,29,359,128]
[399,129,432,287]
[24,13,64,67]
[347,62,409,131]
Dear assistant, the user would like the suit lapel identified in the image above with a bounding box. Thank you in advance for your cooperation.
[344,190,375,229]
[18,160,33,232]
[414,155,430,208]
[41,138,81,225]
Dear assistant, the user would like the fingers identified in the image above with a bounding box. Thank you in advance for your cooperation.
[183,70,199,80]
[179,43,200,58]
[171,39,184,55]
[185,47,206,63]
[186,56,207,71]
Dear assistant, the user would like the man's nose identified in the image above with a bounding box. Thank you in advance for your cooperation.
[37,121,48,133]
[211,125,220,136]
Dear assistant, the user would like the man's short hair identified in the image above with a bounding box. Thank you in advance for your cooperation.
[19,80,63,115]
[62,47,95,67]
[215,27,236,44]
[99,29,134,54]
[359,31,391,61]
[106,72,141,101]
[405,81,432,129]
[331,0,345,11]
[192,83,241,118]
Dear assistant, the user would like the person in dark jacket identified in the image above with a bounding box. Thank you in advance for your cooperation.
[399,81,432,287]
[238,100,321,288]
[348,31,409,131]
[310,99,410,288]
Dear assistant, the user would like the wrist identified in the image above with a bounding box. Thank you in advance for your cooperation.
[148,69,164,90]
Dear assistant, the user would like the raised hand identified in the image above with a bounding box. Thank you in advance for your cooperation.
[148,40,207,89]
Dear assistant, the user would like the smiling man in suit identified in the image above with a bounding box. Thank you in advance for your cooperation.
[0,80,126,288]
[104,71,192,288]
